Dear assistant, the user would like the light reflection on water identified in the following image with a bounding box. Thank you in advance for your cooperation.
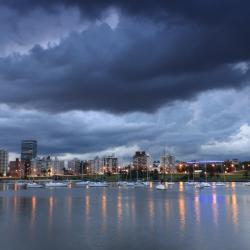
[0,183,248,250]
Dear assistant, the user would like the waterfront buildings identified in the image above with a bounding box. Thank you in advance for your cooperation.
[21,140,37,161]
[103,155,118,173]
[9,158,25,178]
[160,153,176,172]
[132,151,151,171]
[0,149,8,176]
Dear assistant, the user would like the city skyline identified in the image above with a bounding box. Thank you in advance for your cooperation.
[0,1,250,162]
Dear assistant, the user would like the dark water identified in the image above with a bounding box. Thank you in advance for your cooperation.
[0,182,249,250]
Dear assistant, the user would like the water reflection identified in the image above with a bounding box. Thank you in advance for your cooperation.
[117,191,122,221]
[148,194,155,225]
[179,182,184,192]
[101,190,107,230]
[85,191,90,219]
[231,191,238,231]
[194,195,200,225]
[30,196,37,230]
[117,191,123,231]
[48,196,54,230]
[0,183,248,250]
[178,194,186,231]
[67,196,72,226]
[212,192,218,227]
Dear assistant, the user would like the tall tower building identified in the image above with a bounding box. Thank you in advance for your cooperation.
[21,140,37,161]
[0,149,9,176]
[133,151,150,171]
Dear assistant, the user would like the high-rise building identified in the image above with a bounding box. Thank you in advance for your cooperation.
[0,149,9,176]
[133,151,150,171]
[103,155,118,173]
[160,153,175,172]
[21,140,37,161]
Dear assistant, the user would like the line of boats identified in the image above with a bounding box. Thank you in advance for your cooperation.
[6,180,250,190]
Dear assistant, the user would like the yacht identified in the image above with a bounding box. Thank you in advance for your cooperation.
[45,182,68,188]
[125,182,136,188]
[156,183,167,190]
[195,183,204,189]
[214,182,226,186]
[15,181,27,186]
[88,182,109,187]
[134,181,146,188]
[117,181,128,186]
[201,182,211,188]
[27,182,43,188]
[75,181,89,186]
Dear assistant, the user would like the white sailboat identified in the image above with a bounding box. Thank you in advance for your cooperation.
[88,181,109,187]
[45,181,68,187]
[75,181,89,186]
[202,161,211,187]
[156,182,167,190]
[27,182,43,188]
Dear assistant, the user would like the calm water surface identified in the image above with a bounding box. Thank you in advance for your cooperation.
[0,182,249,250]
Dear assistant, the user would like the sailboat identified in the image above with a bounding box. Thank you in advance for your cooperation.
[156,183,167,190]
[215,162,226,186]
[27,182,43,188]
[167,164,175,185]
[186,164,197,185]
[201,161,211,187]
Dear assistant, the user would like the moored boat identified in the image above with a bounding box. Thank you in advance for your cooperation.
[75,181,89,186]
[156,183,167,190]
[45,182,68,188]
[88,182,109,187]
[27,182,43,188]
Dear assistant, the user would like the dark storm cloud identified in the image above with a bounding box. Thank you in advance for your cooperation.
[1,0,250,160]
[0,1,249,112]
[0,16,249,113]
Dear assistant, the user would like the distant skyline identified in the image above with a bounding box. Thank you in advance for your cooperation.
[0,1,250,161]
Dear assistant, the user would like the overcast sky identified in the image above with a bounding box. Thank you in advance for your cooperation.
[0,0,249,162]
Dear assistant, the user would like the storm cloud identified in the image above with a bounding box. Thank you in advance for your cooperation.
[0,0,249,159]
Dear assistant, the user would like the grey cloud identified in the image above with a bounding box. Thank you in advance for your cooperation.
[0,87,249,161]
[0,18,249,113]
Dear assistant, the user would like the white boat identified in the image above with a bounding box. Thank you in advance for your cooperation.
[15,181,27,186]
[27,182,43,188]
[75,181,89,186]
[201,182,211,187]
[45,182,68,188]
[125,182,136,188]
[195,183,204,189]
[244,182,250,186]
[117,181,128,186]
[156,184,167,190]
[214,182,226,186]
[88,182,109,187]
[134,182,146,188]
[142,181,150,186]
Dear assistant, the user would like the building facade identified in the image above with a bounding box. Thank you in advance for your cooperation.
[160,153,175,172]
[0,149,8,176]
[132,151,150,171]
[103,155,118,173]
[21,140,37,161]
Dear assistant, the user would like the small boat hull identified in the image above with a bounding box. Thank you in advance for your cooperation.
[45,182,68,188]
[156,184,167,190]
[27,183,43,188]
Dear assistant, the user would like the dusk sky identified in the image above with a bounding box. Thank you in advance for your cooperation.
[0,0,249,161]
